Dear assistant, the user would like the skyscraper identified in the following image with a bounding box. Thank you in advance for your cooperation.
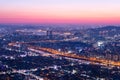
[46,30,53,39]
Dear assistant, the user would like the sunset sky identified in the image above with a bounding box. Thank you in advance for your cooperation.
[0,0,120,24]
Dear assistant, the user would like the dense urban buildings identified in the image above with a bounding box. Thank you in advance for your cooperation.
[0,24,120,80]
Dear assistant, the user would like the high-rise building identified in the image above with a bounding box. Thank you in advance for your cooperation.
[46,30,53,39]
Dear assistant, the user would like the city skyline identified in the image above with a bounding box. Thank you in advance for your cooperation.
[0,0,120,25]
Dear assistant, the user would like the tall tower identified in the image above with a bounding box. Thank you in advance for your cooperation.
[46,30,53,39]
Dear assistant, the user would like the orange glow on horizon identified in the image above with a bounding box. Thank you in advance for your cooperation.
[1,0,120,24]
[0,8,120,24]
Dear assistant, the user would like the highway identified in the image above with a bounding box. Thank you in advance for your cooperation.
[28,46,120,67]
[8,42,120,67]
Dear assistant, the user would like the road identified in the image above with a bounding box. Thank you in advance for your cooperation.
[0,68,43,80]
[28,46,120,67]
[8,42,120,67]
